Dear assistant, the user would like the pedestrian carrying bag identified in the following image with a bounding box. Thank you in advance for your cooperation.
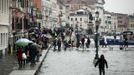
[22,53,27,59]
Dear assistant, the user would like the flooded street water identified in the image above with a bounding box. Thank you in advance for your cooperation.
[38,48,134,75]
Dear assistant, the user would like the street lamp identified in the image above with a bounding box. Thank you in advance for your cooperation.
[94,11,101,60]
[95,11,99,19]
[76,21,79,33]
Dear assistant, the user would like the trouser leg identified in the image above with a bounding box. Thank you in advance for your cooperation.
[99,68,102,75]
[102,68,105,75]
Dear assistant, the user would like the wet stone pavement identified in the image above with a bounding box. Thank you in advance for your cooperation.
[0,53,18,75]
[38,47,134,75]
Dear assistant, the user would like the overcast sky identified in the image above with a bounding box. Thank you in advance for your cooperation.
[104,0,134,14]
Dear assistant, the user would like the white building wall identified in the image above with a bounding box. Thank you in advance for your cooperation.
[56,3,68,28]
[42,0,59,28]
[0,0,10,54]
[42,0,50,28]
[69,8,96,31]
[104,13,112,33]
[49,0,58,28]
[111,15,118,33]
[128,16,134,31]
[69,15,88,30]
[61,5,68,27]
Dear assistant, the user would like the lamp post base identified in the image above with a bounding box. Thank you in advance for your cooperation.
[93,53,99,66]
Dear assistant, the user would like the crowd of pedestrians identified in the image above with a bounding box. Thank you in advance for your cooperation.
[15,27,132,75]
[16,27,49,69]
[52,32,92,51]
[12,25,133,75]
[14,27,111,75]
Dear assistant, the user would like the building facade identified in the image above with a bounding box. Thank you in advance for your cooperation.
[62,0,105,34]
[0,0,10,55]
[128,15,134,32]
[110,13,118,34]
[57,0,69,28]
[42,0,59,28]
[105,12,130,34]
[33,0,42,28]
[69,9,89,30]
[42,0,68,29]
[104,11,112,34]
[116,13,129,32]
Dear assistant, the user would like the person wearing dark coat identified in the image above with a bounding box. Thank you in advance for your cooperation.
[61,33,65,41]
[76,33,80,48]
[76,40,80,48]
[64,40,68,51]
[81,37,85,49]
[57,38,61,51]
[95,54,108,75]
[124,37,128,48]
[28,43,38,67]
[86,37,91,48]
[42,37,48,49]
[53,38,57,51]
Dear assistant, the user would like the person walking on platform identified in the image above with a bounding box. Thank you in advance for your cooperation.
[95,54,108,75]
[28,42,38,67]
[81,36,85,50]
[57,38,61,51]
[53,38,57,51]
[86,37,91,48]
[17,47,23,69]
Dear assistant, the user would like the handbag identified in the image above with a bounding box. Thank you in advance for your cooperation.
[22,53,27,59]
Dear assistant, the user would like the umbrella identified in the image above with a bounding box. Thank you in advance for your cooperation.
[122,31,133,35]
[42,34,52,38]
[15,38,33,47]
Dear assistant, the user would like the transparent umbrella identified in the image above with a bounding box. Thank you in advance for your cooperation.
[15,38,33,47]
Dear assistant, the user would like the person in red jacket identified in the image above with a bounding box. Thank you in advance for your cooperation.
[95,54,108,75]
[17,47,23,69]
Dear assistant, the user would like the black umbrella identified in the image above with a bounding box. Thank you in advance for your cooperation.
[122,31,133,35]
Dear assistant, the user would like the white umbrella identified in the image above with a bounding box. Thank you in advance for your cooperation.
[16,38,33,47]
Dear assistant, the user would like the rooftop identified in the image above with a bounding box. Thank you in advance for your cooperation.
[61,0,98,5]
